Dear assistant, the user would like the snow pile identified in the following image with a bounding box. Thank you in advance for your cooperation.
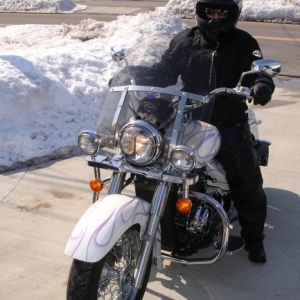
[0,11,187,173]
[0,0,299,173]
[1,0,300,22]
[0,0,86,13]
[167,0,300,23]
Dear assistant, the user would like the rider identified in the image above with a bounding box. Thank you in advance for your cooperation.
[131,0,274,263]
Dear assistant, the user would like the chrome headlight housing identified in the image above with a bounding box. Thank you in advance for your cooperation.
[78,131,100,155]
[119,120,163,165]
[170,145,195,172]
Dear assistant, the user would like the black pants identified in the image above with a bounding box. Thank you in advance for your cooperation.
[217,124,267,244]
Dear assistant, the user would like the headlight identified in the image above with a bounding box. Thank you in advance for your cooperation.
[170,145,195,172]
[78,131,100,155]
[120,120,163,165]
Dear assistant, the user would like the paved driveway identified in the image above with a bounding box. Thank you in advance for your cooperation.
[0,78,299,299]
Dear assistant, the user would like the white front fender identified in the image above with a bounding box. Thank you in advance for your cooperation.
[65,194,151,263]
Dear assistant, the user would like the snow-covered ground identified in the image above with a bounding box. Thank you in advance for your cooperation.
[0,0,299,173]
[0,0,86,13]
[1,0,300,22]
[167,0,300,22]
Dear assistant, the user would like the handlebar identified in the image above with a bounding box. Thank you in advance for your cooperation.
[209,86,253,101]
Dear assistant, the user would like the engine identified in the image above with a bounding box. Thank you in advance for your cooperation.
[161,168,232,257]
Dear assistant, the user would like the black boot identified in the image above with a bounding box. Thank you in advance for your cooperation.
[244,241,267,263]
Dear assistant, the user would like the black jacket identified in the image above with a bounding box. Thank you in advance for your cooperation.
[136,27,275,129]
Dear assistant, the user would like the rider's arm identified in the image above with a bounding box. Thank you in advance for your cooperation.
[133,37,182,87]
[238,31,275,93]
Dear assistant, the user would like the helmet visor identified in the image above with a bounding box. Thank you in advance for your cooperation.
[204,7,229,18]
[196,3,233,20]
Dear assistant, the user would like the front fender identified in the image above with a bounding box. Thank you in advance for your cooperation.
[65,194,151,263]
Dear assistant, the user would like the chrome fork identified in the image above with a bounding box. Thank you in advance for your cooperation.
[133,181,171,289]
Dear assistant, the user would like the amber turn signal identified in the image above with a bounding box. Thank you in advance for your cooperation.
[176,198,192,214]
[89,178,103,193]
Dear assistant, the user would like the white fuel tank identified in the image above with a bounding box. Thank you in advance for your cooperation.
[182,120,221,168]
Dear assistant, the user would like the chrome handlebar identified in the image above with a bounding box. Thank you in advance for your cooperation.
[209,86,253,101]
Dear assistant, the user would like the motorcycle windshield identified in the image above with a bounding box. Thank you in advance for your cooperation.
[96,34,216,161]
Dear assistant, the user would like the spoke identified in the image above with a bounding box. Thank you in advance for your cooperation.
[97,230,140,300]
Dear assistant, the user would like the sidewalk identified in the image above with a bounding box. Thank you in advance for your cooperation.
[0,80,300,299]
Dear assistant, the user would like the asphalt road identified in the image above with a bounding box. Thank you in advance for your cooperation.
[0,1,300,76]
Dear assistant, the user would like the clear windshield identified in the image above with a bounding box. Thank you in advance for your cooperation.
[96,34,216,156]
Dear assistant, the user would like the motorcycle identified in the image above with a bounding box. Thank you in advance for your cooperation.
[64,34,281,300]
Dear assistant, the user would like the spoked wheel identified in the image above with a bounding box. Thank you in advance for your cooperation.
[67,228,152,300]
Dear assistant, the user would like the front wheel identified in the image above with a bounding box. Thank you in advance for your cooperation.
[66,228,152,300]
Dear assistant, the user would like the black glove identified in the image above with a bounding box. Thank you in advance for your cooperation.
[250,82,272,106]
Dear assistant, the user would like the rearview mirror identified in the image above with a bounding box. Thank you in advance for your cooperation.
[111,46,126,62]
[251,59,281,77]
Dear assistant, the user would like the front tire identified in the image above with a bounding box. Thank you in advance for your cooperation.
[67,228,151,300]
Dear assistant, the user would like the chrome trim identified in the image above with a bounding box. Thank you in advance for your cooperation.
[107,85,210,151]
[170,145,196,172]
[111,87,128,147]
[134,181,172,288]
[107,172,126,194]
[168,93,188,156]
[160,191,230,265]
[92,166,101,203]
[119,120,163,166]
[163,172,198,185]
[78,131,100,155]
[110,85,209,102]
[86,155,199,185]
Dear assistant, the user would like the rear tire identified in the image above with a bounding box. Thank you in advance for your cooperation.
[66,228,151,300]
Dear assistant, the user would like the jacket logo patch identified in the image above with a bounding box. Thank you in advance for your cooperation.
[253,50,262,58]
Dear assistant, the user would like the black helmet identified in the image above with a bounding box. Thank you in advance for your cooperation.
[195,0,243,38]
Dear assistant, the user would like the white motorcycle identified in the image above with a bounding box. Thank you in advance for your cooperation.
[65,35,281,300]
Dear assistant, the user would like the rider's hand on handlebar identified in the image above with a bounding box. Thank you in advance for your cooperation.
[249,82,272,106]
